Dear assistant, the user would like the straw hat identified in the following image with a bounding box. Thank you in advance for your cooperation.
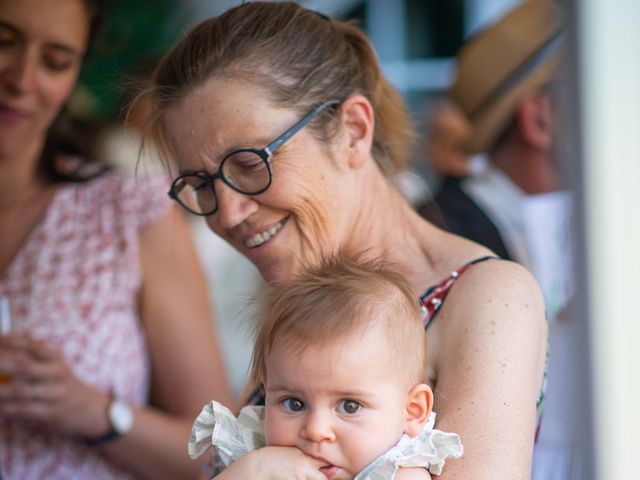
[448,1,566,154]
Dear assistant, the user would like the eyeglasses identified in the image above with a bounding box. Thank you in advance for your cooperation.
[168,99,341,216]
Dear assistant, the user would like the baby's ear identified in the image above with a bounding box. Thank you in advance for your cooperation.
[403,384,433,437]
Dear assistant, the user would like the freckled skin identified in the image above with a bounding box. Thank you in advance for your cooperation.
[162,77,356,283]
[161,69,549,480]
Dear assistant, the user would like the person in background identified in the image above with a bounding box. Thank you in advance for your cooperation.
[0,0,232,478]
[419,0,566,264]
[418,2,580,479]
[424,98,485,180]
[418,98,487,234]
[189,254,463,479]
[143,2,547,479]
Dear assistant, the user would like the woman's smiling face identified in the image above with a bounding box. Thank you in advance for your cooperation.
[162,77,353,283]
[0,0,89,159]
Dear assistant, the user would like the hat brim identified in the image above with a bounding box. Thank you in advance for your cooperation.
[464,53,561,154]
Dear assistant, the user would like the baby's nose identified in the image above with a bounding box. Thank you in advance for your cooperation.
[300,410,337,443]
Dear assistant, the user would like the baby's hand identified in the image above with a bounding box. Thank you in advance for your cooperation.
[215,446,327,480]
[394,467,432,480]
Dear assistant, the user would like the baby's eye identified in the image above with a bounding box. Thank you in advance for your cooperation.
[281,397,305,413]
[337,399,362,415]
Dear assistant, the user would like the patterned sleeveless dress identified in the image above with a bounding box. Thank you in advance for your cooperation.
[0,172,170,479]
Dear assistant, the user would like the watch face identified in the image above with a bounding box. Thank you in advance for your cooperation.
[109,399,134,434]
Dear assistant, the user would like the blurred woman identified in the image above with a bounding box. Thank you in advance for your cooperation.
[0,0,232,478]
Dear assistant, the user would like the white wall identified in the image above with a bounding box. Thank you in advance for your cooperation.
[579,1,640,478]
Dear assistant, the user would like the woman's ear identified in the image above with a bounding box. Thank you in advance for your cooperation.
[338,94,375,169]
[403,384,434,437]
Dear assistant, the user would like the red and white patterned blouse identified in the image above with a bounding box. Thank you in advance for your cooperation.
[0,172,170,479]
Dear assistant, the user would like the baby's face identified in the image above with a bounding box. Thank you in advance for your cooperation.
[264,325,411,479]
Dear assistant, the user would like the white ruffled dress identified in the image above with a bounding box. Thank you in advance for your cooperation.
[189,401,463,479]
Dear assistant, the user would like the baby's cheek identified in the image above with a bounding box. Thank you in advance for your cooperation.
[264,412,296,447]
[347,429,403,473]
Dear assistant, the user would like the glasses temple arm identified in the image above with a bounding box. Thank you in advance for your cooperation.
[265,100,341,154]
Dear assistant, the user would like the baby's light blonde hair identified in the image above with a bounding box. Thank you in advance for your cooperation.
[250,253,426,389]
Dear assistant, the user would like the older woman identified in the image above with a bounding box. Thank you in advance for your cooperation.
[146,3,547,479]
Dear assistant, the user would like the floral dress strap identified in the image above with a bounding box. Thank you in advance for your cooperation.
[420,256,498,329]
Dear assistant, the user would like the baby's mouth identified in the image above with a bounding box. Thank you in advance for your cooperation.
[319,464,343,479]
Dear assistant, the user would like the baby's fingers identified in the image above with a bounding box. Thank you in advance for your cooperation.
[292,451,329,480]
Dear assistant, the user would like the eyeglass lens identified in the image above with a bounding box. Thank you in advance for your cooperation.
[173,150,271,215]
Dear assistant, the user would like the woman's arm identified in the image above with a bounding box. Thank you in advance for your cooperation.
[427,260,547,479]
[101,206,234,479]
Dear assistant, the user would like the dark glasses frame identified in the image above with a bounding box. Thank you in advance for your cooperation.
[168,99,341,216]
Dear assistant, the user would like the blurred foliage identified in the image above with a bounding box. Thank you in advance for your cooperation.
[76,0,191,122]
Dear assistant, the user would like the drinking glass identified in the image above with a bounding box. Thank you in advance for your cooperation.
[0,296,12,384]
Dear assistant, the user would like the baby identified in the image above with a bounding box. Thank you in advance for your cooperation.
[189,255,463,479]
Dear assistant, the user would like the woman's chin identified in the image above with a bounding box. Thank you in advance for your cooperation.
[256,258,298,284]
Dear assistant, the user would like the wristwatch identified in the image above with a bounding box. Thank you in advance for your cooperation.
[87,396,134,446]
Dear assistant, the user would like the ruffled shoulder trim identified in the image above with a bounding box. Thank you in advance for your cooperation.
[188,405,462,478]
[188,401,265,466]
[355,412,463,479]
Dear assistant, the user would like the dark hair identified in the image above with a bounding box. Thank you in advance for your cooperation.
[38,0,110,183]
[146,1,415,175]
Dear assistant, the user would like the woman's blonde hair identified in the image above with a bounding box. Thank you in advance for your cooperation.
[143,1,415,175]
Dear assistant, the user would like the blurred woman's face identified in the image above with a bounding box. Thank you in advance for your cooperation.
[163,77,352,284]
[0,0,89,160]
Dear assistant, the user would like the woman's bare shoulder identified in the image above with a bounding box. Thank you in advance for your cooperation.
[445,258,545,327]
[427,258,547,370]
[455,258,542,303]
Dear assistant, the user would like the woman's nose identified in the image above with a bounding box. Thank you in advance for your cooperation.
[214,180,258,229]
[4,49,38,94]
[300,410,336,443]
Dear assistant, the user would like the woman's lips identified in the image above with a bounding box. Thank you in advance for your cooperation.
[0,105,31,123]
[243,218,287,249]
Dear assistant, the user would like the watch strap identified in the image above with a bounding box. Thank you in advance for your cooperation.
[85,427,121,446]
[85,395,128,447]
